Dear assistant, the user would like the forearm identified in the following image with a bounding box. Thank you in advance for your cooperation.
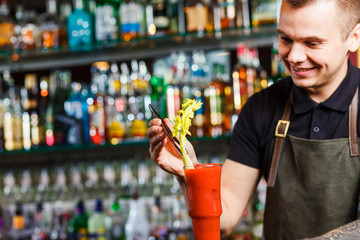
[303,220,360,240]
[175,175,189,209]
[220,160,261,237]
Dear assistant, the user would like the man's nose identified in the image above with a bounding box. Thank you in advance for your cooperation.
[286,43,307,63]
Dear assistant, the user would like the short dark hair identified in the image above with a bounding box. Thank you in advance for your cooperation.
[284,0,360,40]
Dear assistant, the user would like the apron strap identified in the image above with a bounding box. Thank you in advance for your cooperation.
[349,88,359,157]
[268,88,359,187]
[268,93,293,187]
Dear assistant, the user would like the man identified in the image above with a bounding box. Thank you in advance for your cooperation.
[147,0,360,239]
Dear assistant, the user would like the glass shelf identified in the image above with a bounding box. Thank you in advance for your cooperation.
[0,134,231,167]
[0,25,278,72]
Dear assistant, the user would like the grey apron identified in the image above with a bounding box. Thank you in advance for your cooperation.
[263,89,360,240]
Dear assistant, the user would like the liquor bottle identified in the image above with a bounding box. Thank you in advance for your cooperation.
[168,0,179,34]
[166,52,182,124]
[190,50,208,137]
[67,0,93,50]
[12,200,27,240]
[106,63,126,144]
[0,74,5,152]
[130,60,141,96]
[149,188,168,240]
[152,0,170,35]
[119,0,144,41]
[39,76,50,146]
[16,9,41,50]
[3,71,23,151]
[206,63,225,137]
[13,4,25,50]
[219,0,236,29]
[124,191,150,240]
[168,194,191,240]
[105,196,126,240]
[233,45,248,112]
[103,162,116,190]
[268,42,287,85]
[184,0,209,37]
[88,62,108,145]
[85,164,100,197]
[95,0,119,43]
[20,169,34,202]
[0,0,14,50]
[37,168,50,196]
[59,2,72,47]
[45,71,71,146]
[137,160,151,195]
[68,199,88,240]
[138,61,153,122]
[144,0,156,36]
[69,164,83,192]
[31,198,50,240]
[12,87,24,150]
[20,85,32,151]
[150,61,167,118]
[50,202,68,240]
[245,48,258,99]
[26,74,41,149]
[235,0,250,29]
[128,94,148,138]
[249,48,267,93]
[120,161,136,197]
[53,166,68,200]
[88,199,107,240]
[251,0,279,27]
[120,62,132,98]
[3,170,18,202]
[128,60,147,138]
[64,82,89,144]
[40,0,60,49]
[206,0,222,38]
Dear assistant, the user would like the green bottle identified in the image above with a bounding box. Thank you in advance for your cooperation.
[68,200,88,240]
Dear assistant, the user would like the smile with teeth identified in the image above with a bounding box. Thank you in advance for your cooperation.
[293,66,315,72]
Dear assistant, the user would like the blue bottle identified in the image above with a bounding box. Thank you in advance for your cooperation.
[64,82,90,144]
[67,0,93,50]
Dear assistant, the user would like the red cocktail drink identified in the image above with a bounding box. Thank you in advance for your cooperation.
[184,163,222,240]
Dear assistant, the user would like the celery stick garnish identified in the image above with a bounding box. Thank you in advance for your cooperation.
[172,99,202,168]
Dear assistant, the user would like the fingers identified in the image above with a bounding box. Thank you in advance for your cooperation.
[148,118,162,127]
[150,137,166,161]
[149,132,165,153]
[146,118,163,139]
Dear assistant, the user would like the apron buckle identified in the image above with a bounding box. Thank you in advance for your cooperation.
[275,120,290,138]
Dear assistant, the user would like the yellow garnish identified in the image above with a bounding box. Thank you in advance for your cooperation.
[172,99,202,168]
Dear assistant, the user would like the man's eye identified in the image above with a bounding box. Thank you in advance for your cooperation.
[306,41,321,47]
[280,36,292,43]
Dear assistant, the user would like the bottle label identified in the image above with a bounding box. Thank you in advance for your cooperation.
[185,6,208,32]
[78,228,88,240]
[0,22,14,47]
[13,216,25,229]
[154,16,170,29]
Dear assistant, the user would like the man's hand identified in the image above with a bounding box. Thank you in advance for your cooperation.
[146,118,197,178]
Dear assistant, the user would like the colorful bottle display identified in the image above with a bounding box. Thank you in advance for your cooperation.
[0,0,280,53]
[0,152,267,239]
[0,43,289,151]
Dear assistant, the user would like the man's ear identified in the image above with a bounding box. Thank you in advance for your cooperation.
[348,23,360,52]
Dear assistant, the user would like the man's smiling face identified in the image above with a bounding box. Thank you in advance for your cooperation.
[277,0,354,101]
